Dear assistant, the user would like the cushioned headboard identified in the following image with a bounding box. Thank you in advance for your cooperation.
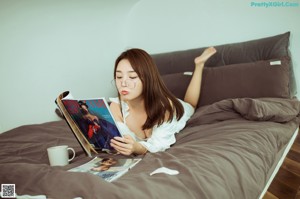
[151,32,297,107]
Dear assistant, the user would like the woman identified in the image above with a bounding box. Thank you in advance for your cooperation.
[110,47,217,155]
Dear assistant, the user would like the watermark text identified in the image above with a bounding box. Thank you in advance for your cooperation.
[250,1,299,7]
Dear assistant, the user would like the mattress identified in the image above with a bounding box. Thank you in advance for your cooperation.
[0,97,299,199]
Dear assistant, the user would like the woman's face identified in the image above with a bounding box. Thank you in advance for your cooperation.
[80,104,88,112]
[115,59,143,101]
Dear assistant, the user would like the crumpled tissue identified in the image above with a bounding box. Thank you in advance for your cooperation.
[150,167,179,176]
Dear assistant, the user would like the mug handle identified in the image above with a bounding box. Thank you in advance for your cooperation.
[67,147,76,162]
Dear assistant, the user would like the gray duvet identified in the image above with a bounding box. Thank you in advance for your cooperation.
[0,98,299,199]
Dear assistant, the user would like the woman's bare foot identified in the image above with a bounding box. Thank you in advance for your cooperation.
[194,47,217,66]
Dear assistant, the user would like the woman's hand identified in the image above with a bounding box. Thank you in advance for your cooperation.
[110,135,147,156]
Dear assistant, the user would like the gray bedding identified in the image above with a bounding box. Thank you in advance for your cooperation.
[0,97,299,199]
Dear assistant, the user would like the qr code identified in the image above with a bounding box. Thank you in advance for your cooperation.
[1,184,16,198]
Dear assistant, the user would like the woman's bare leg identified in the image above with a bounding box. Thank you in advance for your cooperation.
[184,47,217,108]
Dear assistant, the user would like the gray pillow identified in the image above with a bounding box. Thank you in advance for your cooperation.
[153,32,296,96]
[161,57,290,107]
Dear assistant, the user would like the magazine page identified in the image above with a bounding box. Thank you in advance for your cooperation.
[69,157,141,182]
[61,97,122,152]
[56,91,96,157]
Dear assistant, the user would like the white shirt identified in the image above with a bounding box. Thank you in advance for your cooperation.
[109,97,194,153]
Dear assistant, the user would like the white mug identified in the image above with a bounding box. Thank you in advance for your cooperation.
[47,145,76,166]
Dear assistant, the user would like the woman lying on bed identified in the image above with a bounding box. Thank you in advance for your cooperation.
[110,47,217,155]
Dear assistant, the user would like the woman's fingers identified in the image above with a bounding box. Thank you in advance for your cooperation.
[111,136,135,155]
[114,136,134,144]
[111,142,131,155]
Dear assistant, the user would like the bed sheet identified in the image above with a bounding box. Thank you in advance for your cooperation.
[0,98,299,199]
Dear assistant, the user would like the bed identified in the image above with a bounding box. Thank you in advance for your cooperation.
[1,32,299,199]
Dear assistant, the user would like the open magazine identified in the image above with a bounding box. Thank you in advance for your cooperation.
[55,91,122,157]
[69,157,141,182]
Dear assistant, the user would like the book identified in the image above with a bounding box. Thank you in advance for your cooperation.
[69,157,141,182]
[55,91,122,157]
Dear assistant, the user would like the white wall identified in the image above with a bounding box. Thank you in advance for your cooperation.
[124,0,300,94]
[0,0,139,133]
[0,0,299,133]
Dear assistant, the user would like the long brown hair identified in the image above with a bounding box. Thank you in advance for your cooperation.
[114,48,184,130]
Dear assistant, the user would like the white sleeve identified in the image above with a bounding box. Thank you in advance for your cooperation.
[139,100,194,153]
